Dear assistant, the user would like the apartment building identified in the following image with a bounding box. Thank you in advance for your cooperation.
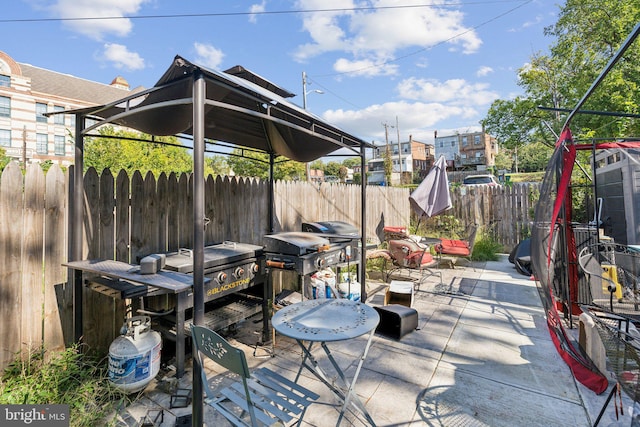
[0,51,137,166]
[367,135,435,185]
[434,130,498,170]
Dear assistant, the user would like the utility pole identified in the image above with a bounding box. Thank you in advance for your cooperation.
[302,71,323,182]
[382,122,393,185]
[396,116,401,184]
[302,71,311,182]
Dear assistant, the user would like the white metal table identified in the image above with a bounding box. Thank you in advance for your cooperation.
[272,299,380,426]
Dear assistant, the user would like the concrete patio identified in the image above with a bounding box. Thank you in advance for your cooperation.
[110,255,634,426]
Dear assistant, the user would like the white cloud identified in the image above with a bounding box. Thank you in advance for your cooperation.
[322,100,478,144]
[397,77,498,105]
[476,66,493,77]
[194,42,225,70]
[333,57,398,77]
[101,43,145,70]
[293,0,481,73]
[249,1,266,23]
[50,0,150,41]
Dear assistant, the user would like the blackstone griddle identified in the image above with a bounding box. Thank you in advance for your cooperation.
[158,241,267,377]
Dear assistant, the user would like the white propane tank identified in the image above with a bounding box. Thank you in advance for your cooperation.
[108,316,162,393]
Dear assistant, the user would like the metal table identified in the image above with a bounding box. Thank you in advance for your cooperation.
[64,259,203,377]
[272,299,379,426]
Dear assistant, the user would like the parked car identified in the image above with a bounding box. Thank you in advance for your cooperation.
[463,174,500,186]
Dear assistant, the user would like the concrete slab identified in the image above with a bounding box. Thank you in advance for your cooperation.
[104,255,636,426]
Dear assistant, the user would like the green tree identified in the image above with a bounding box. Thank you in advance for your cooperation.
[383,144,392,185]
[226,149,305,180]
[324,161,342,178]
[0,147,10,172]
[482,1,640,165]
[205,155,231,177]
[517,142,554,172]
[494,150,513,172]
[85,126,192,175]
[342,157,361,168]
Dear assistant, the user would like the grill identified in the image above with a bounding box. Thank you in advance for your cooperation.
[157,241,267,376]
[264,232,350,276]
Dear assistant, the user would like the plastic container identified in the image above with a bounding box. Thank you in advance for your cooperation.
[337,281,361,301]
[108,316,162,393]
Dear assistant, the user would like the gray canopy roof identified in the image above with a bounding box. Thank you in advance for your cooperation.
[71,55,371,162]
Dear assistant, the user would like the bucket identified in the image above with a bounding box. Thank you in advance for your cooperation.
[337,281,361,301]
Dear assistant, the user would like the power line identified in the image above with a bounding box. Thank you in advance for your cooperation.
[304,0,533,109]
[313,0,533,78]
[0,1,532,24]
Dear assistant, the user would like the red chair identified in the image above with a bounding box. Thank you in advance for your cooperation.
[434,223,478,265]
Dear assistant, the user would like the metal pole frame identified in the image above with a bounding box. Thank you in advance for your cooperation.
[192,71,206,427]
[72,113,84,342]
[360,144,367,302]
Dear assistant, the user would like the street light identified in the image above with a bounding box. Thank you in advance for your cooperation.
[302,71,324,181]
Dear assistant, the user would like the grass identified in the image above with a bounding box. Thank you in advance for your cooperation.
[0,345,133,427]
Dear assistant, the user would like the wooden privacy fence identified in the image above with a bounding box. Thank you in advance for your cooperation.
[0,162,538,369]
[447,183,539,250]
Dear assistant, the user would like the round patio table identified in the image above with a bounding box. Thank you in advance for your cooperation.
[272,299,379,426]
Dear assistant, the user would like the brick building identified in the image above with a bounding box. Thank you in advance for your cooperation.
[0,51,138,166]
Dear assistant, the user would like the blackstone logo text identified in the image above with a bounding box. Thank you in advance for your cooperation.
[1,405,69,426]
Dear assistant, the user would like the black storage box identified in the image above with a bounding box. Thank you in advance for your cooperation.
[374,304,418,339]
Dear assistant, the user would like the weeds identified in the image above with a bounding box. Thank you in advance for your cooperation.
[0,344,131,427]
[472,237,503,262]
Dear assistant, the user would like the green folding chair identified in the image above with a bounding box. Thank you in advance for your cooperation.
[191,324,319,426]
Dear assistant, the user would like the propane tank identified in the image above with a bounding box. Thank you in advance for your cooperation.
[108,316,162,393]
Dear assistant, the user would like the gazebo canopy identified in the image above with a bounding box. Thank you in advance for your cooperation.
[69,55,372,161]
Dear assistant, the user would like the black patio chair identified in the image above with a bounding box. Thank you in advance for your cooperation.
[191,324,319,426]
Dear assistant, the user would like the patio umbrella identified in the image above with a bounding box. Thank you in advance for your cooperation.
[409,155,452,219]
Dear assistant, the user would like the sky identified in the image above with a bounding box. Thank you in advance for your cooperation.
[1,0,558,150]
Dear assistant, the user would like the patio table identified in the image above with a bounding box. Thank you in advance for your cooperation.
[272,298,379,426]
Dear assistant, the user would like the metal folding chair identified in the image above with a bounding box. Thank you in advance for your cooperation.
[191,324,319,426]
[385,237,443,289]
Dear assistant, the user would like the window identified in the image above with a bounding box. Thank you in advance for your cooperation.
[36,133,48,154]
[36,103,48,123]
[0,75,9,88]
[54,135,65,156]
[0,129,10,146]
[53,106,65,125]
[451,141,455,147]
[0,96,10,117]
[474,135,481,145]
[462,136,468,146]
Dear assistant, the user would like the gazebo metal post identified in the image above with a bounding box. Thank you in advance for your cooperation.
[360,144,367,302]
[192,71,206,427]
[72,114,84,342]
[269,153,275,232]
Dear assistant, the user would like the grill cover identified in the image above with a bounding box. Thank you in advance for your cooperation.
[163,242,263,273]
[263,232,331,256]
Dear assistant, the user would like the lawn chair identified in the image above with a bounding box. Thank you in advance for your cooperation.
[384,237,442,289]
[191,324,319,426]
[434,223,478,266]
